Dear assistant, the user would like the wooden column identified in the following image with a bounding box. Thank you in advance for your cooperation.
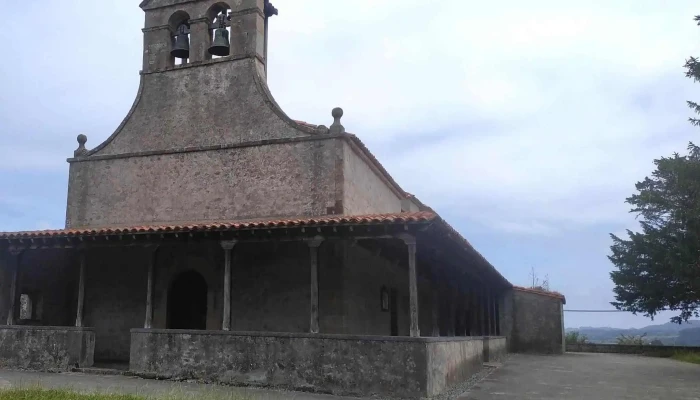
[307,237,324,334]
[221,240,237,331]
[5,248,22,326]
[75,250,86,328]
[144,245,159,329]
[400,234,420,338]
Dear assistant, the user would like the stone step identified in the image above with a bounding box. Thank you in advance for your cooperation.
[71,367,132,376]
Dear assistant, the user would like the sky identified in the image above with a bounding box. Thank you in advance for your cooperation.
[1,0,699,329]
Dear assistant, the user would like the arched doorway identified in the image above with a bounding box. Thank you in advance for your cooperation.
[167,270,208,330]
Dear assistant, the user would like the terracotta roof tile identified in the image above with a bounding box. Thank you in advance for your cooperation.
[513,285,566,303]
[0,212,437,240]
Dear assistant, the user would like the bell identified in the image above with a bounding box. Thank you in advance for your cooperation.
[171,26,190,59]
[209,28,230,57]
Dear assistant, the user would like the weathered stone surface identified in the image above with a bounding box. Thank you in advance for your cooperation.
[66,138,340,228]
[130,330,489,398]
[130,330,429,398]
[508,289,565,354]
[426,338,484,397]
[0,326,94,371]
[482,337,507,362]
[342,141,404,215]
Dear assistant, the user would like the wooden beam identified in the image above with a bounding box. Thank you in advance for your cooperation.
[144,245,159,329]
[306,236,324,334]
[5,249,22,326]
[399,233,420,338]
[221,240,237,331]
[75,250,86,328]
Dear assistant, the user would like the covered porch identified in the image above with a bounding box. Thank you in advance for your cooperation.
[0,211,509,398]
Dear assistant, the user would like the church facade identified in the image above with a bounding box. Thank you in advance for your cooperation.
[0,1,565,398]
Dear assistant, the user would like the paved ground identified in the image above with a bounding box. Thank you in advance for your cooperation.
[0,369,361,400]
[1,354,698,399]
[462,353,700,400]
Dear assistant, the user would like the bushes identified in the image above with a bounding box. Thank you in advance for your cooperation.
[566,331,588,345]
[616,334,648,345]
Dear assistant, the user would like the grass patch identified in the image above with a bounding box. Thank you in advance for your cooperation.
[0,388,144,400]
[671,351,700,365]
[0,387,258,400]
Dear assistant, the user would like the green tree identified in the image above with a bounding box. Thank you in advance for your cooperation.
[608,16,700,324]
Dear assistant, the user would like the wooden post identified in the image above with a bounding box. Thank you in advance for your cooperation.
[75,250,86,328]
[221,240,237,331]
[144,246,159,329]
[307,237,324,334]
[5,249,22,326]
[400,234,420,338]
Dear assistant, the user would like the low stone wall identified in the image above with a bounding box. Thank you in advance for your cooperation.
[567,343,700,356]
[130,329,489,398]
[425,337,484,397]
[0,326,95,371]
[483,337,507,362]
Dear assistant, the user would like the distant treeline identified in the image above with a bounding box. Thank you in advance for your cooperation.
[567,321,700,346]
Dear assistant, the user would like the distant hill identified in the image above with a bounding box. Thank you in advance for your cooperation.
[567,320,700,345]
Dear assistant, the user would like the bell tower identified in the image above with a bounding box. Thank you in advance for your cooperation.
[139,0,277,73]
[66,0,356,229]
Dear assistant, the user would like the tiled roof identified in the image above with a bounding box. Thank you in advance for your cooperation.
[513,285,566,303]
[0,212,437,240]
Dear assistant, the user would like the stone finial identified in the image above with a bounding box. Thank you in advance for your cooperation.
[329,107,345,134]
[74,134,88,157]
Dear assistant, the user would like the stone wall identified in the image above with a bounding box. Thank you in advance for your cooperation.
[66,138,340,229]
[508,288,565,354]
[426,338,484,397]
[84,247,149,362]
[342,141,403,215]
[90,60,303,157]
[130,330,487,398]
[0,326,94,371]
[483,336,507,362]
[567,343,700,356]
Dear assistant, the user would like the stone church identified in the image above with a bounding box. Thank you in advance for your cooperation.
[0,1,566,398]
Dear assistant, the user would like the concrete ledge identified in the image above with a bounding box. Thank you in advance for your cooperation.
[131,328,488,343]
[130,330,491,398]
[0,326,95,371]
[567,343,700,356]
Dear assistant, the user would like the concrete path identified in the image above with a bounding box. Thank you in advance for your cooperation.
[0,369,361,400]
[462,353,700,400]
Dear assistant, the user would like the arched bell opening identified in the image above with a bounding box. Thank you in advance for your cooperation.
[207,3,231,60]
[168,11,191,66]
[166,270,208,330]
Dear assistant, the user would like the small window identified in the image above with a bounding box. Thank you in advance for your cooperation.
[380,286,390,312]
[19,294,32,320]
